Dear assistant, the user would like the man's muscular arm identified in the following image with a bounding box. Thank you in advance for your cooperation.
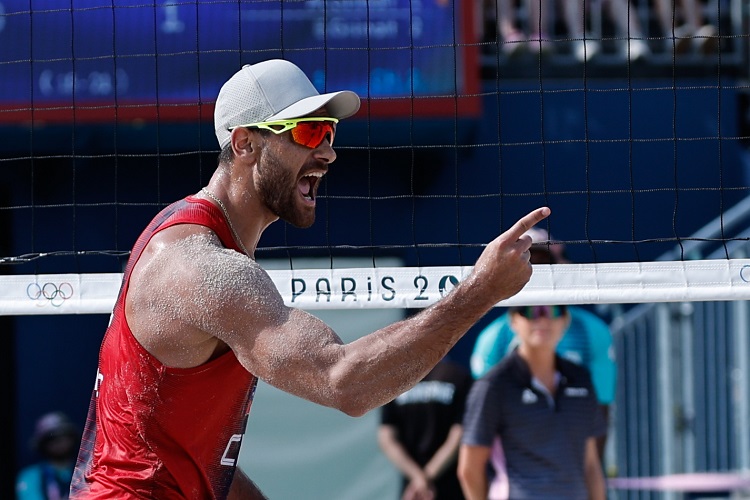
[244,207,549,415]
[146,208,550,416]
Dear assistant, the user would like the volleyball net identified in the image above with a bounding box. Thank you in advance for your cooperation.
[2,0,750,315]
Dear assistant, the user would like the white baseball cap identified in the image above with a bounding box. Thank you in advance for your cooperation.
[214,59,361,148]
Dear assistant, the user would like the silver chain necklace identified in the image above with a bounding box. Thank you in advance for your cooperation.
[201,187,252,258]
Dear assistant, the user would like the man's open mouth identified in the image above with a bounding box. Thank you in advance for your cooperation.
[299,171,324,202]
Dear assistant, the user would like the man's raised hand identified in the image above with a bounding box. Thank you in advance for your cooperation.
[471,207,551,304]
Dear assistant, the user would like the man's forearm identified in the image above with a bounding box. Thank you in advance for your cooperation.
[338,273,501,413]
[296,208,547,416]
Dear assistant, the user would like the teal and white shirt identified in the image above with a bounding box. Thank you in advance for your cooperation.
[470,306,616,405]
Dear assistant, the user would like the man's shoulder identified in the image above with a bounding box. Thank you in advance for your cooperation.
[130,224,228,290]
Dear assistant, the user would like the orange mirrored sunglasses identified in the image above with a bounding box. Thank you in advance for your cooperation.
[231,117,338,149]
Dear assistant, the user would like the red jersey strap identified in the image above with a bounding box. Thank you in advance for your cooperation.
[123,195,241,278]
[109,195,246,321]
[70,195,258,499]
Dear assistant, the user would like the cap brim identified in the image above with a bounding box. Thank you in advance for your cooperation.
[268,90,360,122]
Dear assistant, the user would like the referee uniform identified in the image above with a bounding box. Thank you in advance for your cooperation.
[470,306,616,406]
[462,349,606,500]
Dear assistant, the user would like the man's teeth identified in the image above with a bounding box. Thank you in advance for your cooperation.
[301,173,322,201]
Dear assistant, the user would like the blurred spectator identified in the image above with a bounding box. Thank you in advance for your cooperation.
[562,0,650,61]
[653,0,717,54]
[16,411,80,500]
[459,305,606,500]
[379,357,473,500]
[477,0,550,56]
[470,227,616,461]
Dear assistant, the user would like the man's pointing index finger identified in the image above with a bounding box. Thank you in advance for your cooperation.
[509,207,551,241]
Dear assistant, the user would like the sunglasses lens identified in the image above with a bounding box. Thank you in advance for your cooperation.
[291,121,335,148]
[520,305,565,319]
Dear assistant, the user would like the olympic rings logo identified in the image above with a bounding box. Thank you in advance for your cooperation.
[741,265,750,283]
[26,282,74,307]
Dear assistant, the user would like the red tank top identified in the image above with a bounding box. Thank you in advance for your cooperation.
[71,196,258,499]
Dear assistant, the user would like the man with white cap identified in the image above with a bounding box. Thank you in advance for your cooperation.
[70,59,550,499]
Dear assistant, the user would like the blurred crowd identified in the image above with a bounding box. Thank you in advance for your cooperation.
[475,0,720,62]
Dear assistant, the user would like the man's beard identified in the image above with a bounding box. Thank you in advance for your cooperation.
[257,151,316,228]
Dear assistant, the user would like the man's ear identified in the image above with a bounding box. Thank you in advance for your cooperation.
[230,127,261,161]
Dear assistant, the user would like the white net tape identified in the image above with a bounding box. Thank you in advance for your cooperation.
[3,259,750,315]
